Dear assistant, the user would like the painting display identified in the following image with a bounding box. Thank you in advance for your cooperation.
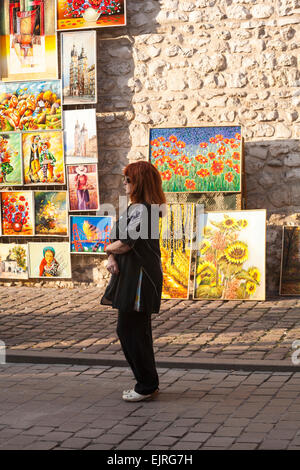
[279,226,300,296]
[57,0,126,31]
[0,133,23,186]
[70,215,112,254]
[0,0,58,82]
[1,191,34,236]
[149,126,242,193]
[67,164,99,212]
[64,108,97,163]
[0,243,29,279]
[160,204,194,299]
[61,31,97,105]
[194,210,266,301]
[22,131,65,185]
[28,242,71,278]
[34,191,68,236]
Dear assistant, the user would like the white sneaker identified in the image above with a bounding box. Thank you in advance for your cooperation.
[122,388,159,402]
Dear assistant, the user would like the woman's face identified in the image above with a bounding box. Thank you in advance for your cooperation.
[123,175,132,196]
[44,250,54,265]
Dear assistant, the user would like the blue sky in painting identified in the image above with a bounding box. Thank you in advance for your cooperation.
[150,126,241,147]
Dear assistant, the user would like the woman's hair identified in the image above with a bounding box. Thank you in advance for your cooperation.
[123,161,166,205]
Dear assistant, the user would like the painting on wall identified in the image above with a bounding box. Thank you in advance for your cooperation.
[34,190,68,236]
[149,126,242,193]
[0,133,23,186]
[194,210,266,301]
[64,108,97,163]
[1,191,34,236]
[160,204,194,299]
[28,242,71,278]
[57,0,126,31]
[70,215,112,254]
[61,31,97,105]
[67,163,99,212]
[0,243,29,279]
[279,226,300,296]
[0,0,58,82]
[0,80,62,132]
[22,131,65,185]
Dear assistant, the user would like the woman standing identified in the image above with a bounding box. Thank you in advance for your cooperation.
[101,161,166,402]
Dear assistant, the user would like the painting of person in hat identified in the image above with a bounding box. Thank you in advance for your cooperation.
[75,164,90,210]
[39,140,56,182]
[28,134,41,183]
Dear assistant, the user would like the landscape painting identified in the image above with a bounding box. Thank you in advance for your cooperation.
[64,108,97,163]
[1,191,34,236]
[280,226,300,296]
[34,191,68,236]
[67,164,99,212]
[0,243,29,279]
[28,242,71,278]
[70,215,112,254]
[0,133,23,186]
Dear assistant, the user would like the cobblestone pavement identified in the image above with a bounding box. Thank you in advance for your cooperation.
[1,287,300,364]
[0,363,300,450]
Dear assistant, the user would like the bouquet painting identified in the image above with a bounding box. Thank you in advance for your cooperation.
[1,191,34,236]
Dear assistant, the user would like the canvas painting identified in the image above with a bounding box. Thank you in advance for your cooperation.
[0,133,23,186]
[34,191,68,236]
[22,131,65,185]
[61,31,97,105]
[64,108,97,163]
[28,242,71,278]
[70,215,112,254]
[160,204,194,299]
[57,0,126,31]
[0,243,29,279]
[1,191,34,236]
[0,80,62,132]
[149,126,242,193]
[0,0,58,82]
[67,164,99,212]
[194,210,266,301]
[280,226,300,296]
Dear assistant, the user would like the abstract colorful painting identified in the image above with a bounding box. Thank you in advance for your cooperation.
[22,131,65,185]
[34,191,68,236]
[280,226,300,296]
[57,0,126,31]
[0,0,58,82]
[0,133,23,186]
[149,126,242,193]
[0,80,62,132]
[67,164,99,212]
[160,204,194,299]
[194,210,266,300]
[1,191,34,236]
[70,215,112,254]
[64,108,97,163]
[28,242,71,278]
[61,31,97,105]
[0,243,29,279]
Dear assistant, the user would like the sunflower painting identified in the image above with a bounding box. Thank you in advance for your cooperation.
[194,210,266,300]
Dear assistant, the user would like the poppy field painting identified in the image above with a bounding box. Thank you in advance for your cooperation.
[149,126,242,193]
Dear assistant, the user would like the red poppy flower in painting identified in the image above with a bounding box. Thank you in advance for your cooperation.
[156,158,164,166]
[158,149,165,156]
[176,141,186,149]
[235,133,241,140]
[200,142,208,148]
[217,146,226,156]
[231,143,239,149]
[232,152,240,160]
[225,172,234,183]
[161,170,172,181]
[230,139,235,144]
[185,179,196,190]
[163,141,171,148]
[223,138,230,144]
[208,152,216,160]
[158,137,165,142]
[211,160,224,175]
[171,148,180,156]
[215,134,224,142]
[210,137,217,144]
[169,160,179,169]
[197,169,210,178]
[180,155,190,164]
[169,135,177,143]
[233,164,240,173]
[152,151,159,159]
[195,155,208,164]
[151,139,160,147]
[181,168,189,177]
[225,159,233,168]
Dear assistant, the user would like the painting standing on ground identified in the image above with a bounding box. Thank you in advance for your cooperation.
[34,191,68,236]
[61,31,97,105]
[0,243,29,279]
[160,204,194,299]
[0,80,62,131]
[22,131,65,185]
[67,164,99,212]
[1,191,34,236]
[64,108,97,163]
[280,226,300,295]
[28,242,71,278]
[194,210,266,300]
[57,0,126,31]
[149,126,242,193]
[0,133,23,186]
[0,0,58,82]
[70,215,112,254]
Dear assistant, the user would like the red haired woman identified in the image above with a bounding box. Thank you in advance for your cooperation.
[101,161,166,402]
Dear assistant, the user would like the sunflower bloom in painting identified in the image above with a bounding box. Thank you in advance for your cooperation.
[224,241,248,265]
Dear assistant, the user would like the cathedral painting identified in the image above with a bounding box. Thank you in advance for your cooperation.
[61,30,97,105]
[64,108,98,163]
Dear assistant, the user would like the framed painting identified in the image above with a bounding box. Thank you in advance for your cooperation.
[28,242,71,278]
[0,133,23,186]
[0,0,58,82]
[160,203,194,299]
[1,190,34,236]
[64,108,97,163]
[0,79,62,132]
[0,243,29,279]
[149,126,242,193]
[193,210,266,301]
[280,226,300,296]
[67,163,99,212]
[57,0,126,31]
[22,131,65,185]
[61,31,97,105]
[34,190,68,236]
[70,215,112,254]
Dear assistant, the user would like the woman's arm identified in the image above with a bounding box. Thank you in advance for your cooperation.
[105,240,131,255]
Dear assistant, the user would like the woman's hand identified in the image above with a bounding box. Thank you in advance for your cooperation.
[107,254,119,275]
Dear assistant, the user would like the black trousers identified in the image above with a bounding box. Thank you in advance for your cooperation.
[117,310,159,395]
